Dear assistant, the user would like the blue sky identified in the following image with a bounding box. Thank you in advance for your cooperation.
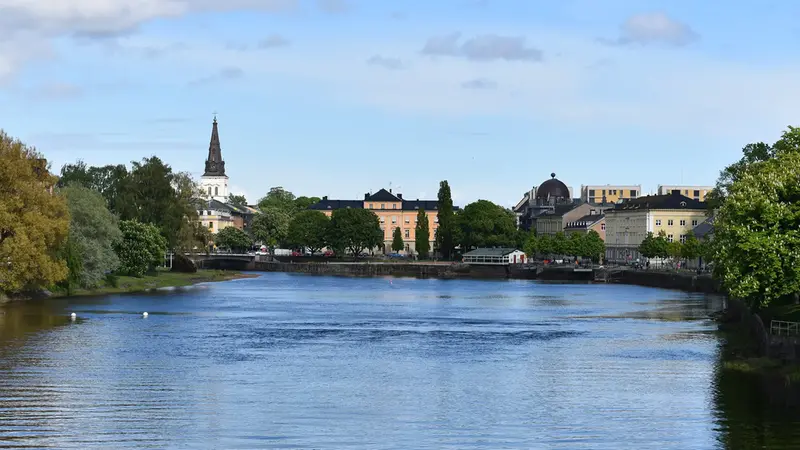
[1,0,799,207]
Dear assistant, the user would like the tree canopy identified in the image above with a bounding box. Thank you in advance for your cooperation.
[415,208,430,258]
[0,131,69,293]
[638,231,669,259]
[710,149,800,309]
[287,210,329,254]
[436,180,456,259]
[258,187,296,213]
[61,184,122,288]
[392,227,404,252]
[114,220,166,278]
[227,194,248,208]
[327,208,383,257]
[251,207,291,250]
[214,226,252,253]
[456,200,518,250]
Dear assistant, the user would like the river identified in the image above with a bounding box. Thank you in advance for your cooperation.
[0,273,798,449]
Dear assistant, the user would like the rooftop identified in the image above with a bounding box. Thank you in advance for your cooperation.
[609,192,706,212]
[463,247,522,257]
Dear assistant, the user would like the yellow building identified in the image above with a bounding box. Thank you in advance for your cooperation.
[580,185,640,204]
[657,185,713,202]
[309,188,446,254]
[604,192,708,262]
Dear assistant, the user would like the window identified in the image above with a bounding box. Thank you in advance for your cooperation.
[692,219,698,226]
[369,203,373,209]
[601,223,606,230]
[589,189,596,197]
[667,234,673,243]
[208,187,212,195]
[667,219,674,226]
[215,187,219,196]
[209,222,213,230]
[207,210,211,216]
[630,190,638,197]
[404,229,410,239]
[380,217,385,223]
[392,204,397,209]
[434,217,439,223]
[680,234,687,243]
[694,190,700,197]
[381,203,385,209]
[405,217,410,224]
[679,220,686,226]
[655,219,661,226]
[602,189,606,195]
[391,216,397,224]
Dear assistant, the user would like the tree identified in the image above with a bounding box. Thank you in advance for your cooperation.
[710,150,800,310]
[538,234,553,257]
[392,227,404,252]
[61,184,122,288]
[258,187,296,214]
[436,180,456,259]
[228,194,248,208]
[523,234,538,258]
[294,196,321,210]
[415,208,430,258]
[115,220,166,277]
[214,226,252,253]
[287,210,329,254]
[327,208,383,257]
[638,232,657,259]
[251,207,291,252]
[457,200,518,250]
[566,233,585,258]
[58,236,83,296]
[667,241,683,267]
[681,234,701,261]
[584,230,605,262]
[59,161,130,213]
[0,131,69,294]
[551,232,568,256]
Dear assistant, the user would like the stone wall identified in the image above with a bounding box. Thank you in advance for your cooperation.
[617,270,722,294]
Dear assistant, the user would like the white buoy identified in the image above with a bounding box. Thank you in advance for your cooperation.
[70,313,76,320]
[142,312,149,318]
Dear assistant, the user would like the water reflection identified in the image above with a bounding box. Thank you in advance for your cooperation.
[0,274,795,448]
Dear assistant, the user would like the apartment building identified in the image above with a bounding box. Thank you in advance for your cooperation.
[604,192,708,262]
[580,185,640,204]
[657,185,713,202]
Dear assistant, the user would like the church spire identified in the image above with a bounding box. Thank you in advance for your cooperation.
[203,116,226,177]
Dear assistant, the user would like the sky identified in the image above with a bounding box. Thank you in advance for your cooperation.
[1,0,799,207]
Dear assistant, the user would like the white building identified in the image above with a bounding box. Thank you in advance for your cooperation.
[463,248,527,265]
[199,117,229,202]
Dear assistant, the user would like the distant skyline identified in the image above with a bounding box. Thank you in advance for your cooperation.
[1,0,798,207]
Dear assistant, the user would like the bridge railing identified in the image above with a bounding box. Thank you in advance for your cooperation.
[770,320,800,337]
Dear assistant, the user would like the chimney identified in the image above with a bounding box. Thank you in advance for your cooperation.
[389,188,392,193]
[397,193,403,199]
[322,196,328,201]
[365,193,369,200]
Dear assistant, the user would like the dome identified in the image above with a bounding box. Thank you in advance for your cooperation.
[536,173,570,201]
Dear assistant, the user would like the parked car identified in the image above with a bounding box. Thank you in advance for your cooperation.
[323,250,335,257]
[291,251,302,257]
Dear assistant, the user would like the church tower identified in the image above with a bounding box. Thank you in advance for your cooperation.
[199,116,229,202]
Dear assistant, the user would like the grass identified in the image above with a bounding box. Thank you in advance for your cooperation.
[58,268,256,298]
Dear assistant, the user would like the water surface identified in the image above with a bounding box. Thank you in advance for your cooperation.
[0,273,793,448]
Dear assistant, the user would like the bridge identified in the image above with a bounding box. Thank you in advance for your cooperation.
[170,253,259,270]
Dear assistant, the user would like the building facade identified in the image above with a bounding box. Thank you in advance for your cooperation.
[657,185,713,202]
[604,192,708,262]
[463,248,526,265]
[199,117,229,202]
[580,185,640,204]
[308,188,449,254]
[536,203,601,236]
[514,173,576,231]
[564,213,606,240]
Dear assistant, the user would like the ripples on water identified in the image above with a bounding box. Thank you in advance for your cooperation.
[0,274,793,449]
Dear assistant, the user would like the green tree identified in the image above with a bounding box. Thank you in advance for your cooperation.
[392,227,404,252]
[551,232,568,256]
[327,208,383,257]
[710,150,800,309]
[538,234,553,257]
[667,241,683,267]
[584,230,606,262]
[227,194,248,208]
[566,233,585,258]
[294,196,321,210]
[214,226,252,253]
[251,207,291,252]
[58,236,83,296]
[287,210,329,254]
[653,230,670,259]
[523,234,538,258]
[457,200,518,250]
[415,208,431,258]
[59,161,130,213]
[115,220,167,277]
[61,184,122,288]
[638,232,657,259]
[681,234,701,261]
[0,131,69,294]
[258,187,296,214]
[436,180,456,259]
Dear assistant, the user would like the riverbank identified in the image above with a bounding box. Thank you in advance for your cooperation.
[1,269,256,304]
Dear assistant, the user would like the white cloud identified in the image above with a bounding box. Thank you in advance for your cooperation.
[602,12,699,47]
